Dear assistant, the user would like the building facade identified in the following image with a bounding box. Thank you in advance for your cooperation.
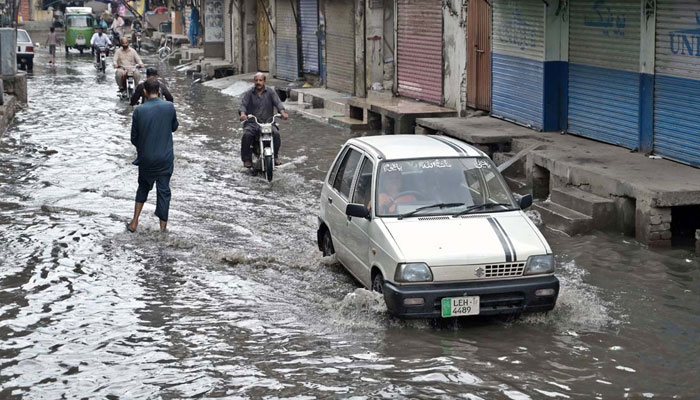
[487,0,700,167]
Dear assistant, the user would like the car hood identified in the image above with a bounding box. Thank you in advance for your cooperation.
[382,212,549,266]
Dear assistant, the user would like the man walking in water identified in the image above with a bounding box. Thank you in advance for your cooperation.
[127,78,179,233]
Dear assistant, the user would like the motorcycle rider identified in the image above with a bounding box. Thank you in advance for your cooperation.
[111,14,125,43]
[113,37,144,93]
[90,26,112,65]
[131,18,143,51]
[130,67,174,106]
[238,72,289,168]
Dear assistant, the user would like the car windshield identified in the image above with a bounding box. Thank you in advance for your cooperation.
[67,15,92,27]
[375,157,517,217]
[17,31,30,42]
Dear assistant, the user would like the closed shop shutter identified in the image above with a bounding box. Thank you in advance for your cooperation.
[491,0,545,129]
[300,0,319,74]
[397,0,442,104]
[568,0,641,149]
[653,0,700,167]
[325,0,355,94]
[276,0,300,81]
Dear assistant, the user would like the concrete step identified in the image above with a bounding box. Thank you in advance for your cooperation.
[299,108,346,123]
[324,98,347,114]
[284,102,313,113]
[329,116,372,131]
[532,201,593,236]
[550,186,615,225]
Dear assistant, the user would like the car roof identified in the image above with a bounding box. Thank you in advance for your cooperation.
[348,135,486,161]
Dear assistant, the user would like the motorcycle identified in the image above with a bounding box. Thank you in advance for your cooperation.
[108,28,120,46]
[244,114,281,182]
[118,67,140,100]
[95,45,109,73]
[132,27,143,53]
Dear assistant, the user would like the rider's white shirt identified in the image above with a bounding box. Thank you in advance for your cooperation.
[91,33,111,47]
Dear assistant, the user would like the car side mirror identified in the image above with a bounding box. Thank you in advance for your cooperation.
[517,194,533,210]
[346,203,371,220]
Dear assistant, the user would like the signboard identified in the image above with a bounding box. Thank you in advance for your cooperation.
[204,0,224,42]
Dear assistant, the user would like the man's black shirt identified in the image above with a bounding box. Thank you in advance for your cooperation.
[130,79,174,106]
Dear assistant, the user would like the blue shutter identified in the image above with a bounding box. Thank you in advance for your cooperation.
[567,0,641,149]
[653,0,700,167]
[491,0,546,129]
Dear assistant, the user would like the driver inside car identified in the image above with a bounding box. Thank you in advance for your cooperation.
[377,169,418,215]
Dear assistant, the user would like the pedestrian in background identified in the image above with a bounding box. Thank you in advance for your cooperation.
[127,78,179,233]
[188,6,200,47]
[45,26,58,65]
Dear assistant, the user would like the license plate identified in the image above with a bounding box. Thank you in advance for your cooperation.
[441,296,480,318]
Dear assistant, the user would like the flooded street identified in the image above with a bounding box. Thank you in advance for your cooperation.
[0,48,698,399]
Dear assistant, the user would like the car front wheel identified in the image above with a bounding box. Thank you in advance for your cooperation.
[372,272,384,294]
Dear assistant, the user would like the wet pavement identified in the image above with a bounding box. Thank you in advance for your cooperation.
[0,45,699,399]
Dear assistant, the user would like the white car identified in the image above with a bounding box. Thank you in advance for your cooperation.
[16,29,34,71]
[317,135,559,319]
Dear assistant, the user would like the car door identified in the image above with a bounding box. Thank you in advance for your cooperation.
[344,156,375,285]
[326,146,363,268]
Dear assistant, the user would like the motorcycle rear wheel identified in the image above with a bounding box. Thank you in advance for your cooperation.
[264,155,273,182]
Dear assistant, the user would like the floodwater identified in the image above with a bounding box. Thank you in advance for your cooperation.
[0,44,698,399]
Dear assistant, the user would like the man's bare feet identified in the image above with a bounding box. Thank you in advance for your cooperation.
[159,220,167,232]
[126,220,138,232]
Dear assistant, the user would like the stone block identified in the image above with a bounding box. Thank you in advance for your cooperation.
[661,231,672,240]
[648,239,672,248]
[2,72,28,104]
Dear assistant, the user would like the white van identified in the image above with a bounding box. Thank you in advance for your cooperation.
[317,135,559,319]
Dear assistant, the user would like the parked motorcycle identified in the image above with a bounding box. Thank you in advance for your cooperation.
[95,45,109,73]
[244,114,281,182]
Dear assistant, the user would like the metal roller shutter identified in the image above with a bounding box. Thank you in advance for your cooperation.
[491,0,545,129]
[325,0,355,94]
[653,0,700,166]
[276,0,300,81]
[397,0,443,104]
[300,0,319,74]
[568,0,641,149]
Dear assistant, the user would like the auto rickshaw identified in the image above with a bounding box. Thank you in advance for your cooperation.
[64,7,94,54]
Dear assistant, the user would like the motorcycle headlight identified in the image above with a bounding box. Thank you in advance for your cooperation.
[395,263,433,282]
[524,255,555,275]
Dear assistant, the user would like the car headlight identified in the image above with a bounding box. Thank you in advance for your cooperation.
[395,263,433,282]
[524,255,555,275]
